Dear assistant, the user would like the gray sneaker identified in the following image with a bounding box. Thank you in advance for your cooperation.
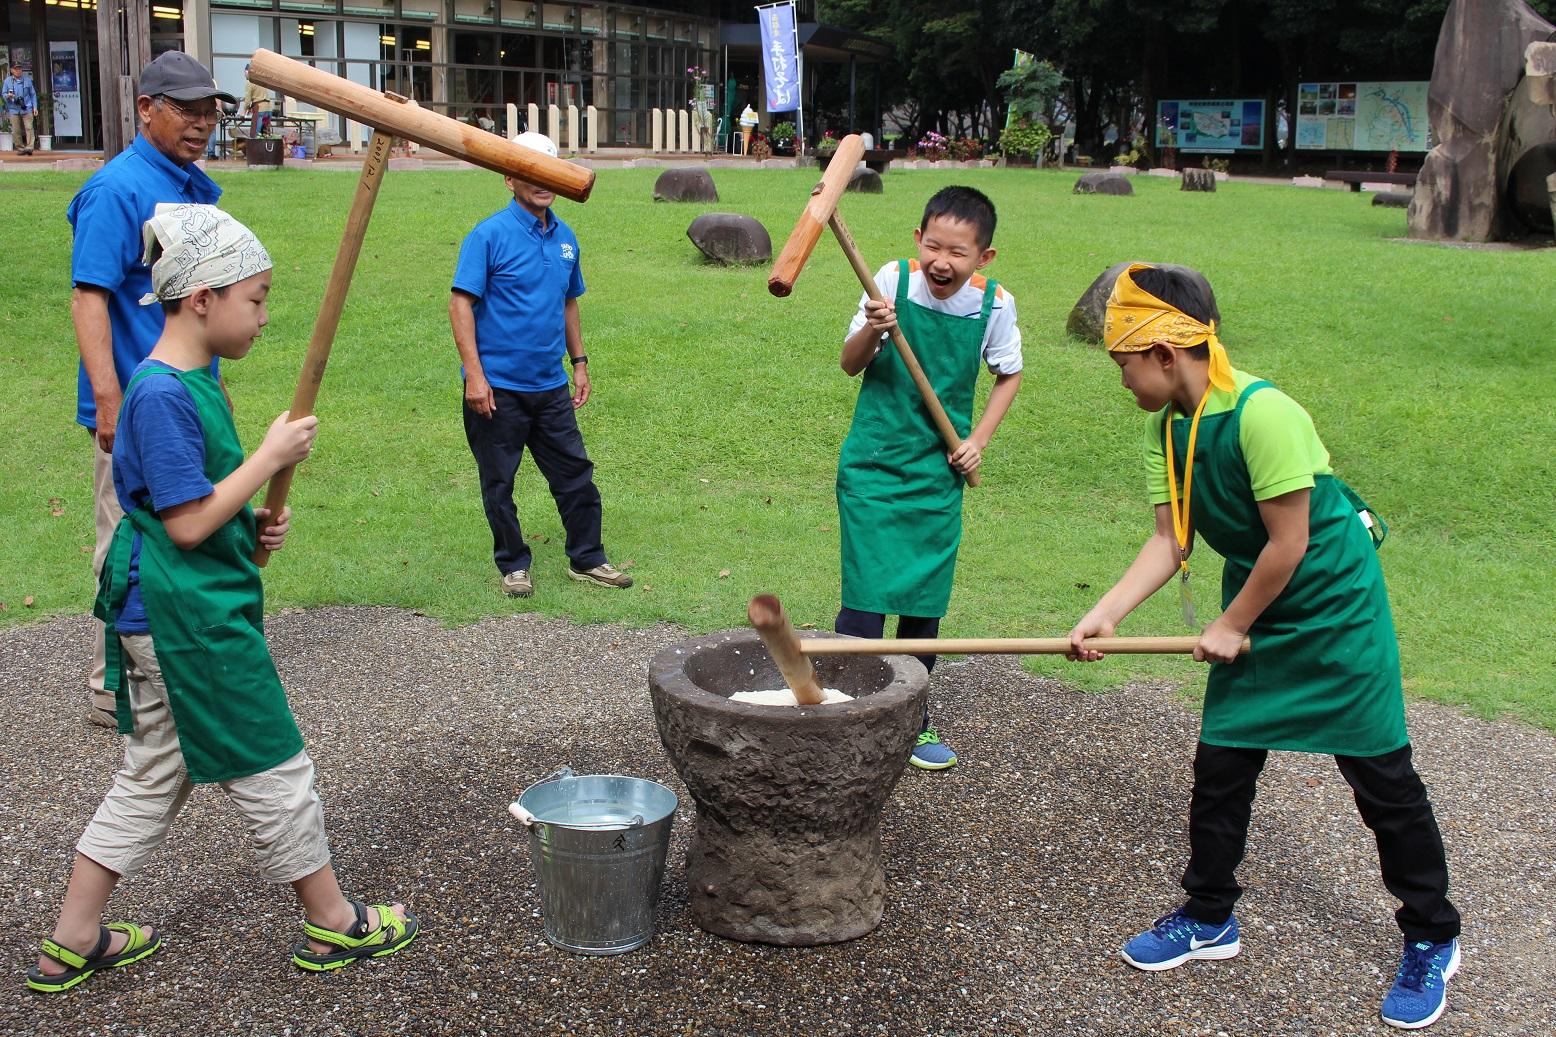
[567,562,633,589]
[86,704,118,729]
[501,569,534,597]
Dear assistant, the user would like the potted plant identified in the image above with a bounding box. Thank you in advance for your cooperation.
[37,97,53,151]
[998,120,1052,168]
[769,120,796,155]
[813,129,839,168]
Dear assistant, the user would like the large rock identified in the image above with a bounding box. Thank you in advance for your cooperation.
[1372,190,1414,208]
[1408,0,1555,241]
[653,167,718,202]
[1073,172,1133,196]
[846,166,883,193]
[686,213,772,265]
[1066,261,1219,343]
[1181,167,1217,192]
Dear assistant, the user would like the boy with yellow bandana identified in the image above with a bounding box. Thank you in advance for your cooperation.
[1067,264,1460,1030]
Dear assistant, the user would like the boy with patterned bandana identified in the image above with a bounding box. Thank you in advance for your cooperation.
[836,186,1023,770]
[27,206,417,993]
[1067,264,1460,1029]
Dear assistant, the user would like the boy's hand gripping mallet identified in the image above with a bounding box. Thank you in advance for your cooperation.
[767,133,979,487]
[245,49,595,565]
[747,594,826,705]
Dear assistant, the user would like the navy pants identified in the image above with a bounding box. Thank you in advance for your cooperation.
[463,385,606,575]
[1181,741,1460,943]
[835,606,939,729]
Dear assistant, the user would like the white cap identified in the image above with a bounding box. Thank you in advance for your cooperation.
[510,131,558,159]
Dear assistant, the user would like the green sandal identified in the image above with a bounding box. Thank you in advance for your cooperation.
[291,900,419,972]
[26,922,162,993]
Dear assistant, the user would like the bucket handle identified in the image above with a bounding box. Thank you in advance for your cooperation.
[508,766,575,828]
[506,766,648,831]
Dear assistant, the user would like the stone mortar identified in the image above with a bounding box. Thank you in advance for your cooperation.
[648,629,928,946]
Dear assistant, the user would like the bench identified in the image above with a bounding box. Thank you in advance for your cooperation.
[861,149,900,173]
[1325,170,1417,192]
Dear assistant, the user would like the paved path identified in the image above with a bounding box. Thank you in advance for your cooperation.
[3,609,1551,1035]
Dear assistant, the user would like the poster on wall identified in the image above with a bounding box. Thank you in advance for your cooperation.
[49,41,84,138]
[1155,99,1265,152]
[1294,81,1428,151]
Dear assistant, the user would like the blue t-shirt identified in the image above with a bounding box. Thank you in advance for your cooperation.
[111,361,217,633]
[67,134,222,429]
[450,200,585,393]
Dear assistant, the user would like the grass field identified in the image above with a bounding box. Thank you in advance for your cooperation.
[2,165,1552,728]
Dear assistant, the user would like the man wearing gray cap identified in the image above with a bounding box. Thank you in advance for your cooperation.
[66,51,236,729]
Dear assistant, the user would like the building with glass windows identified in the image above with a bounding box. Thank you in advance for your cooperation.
[4,0,887,151]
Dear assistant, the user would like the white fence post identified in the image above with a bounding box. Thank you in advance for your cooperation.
[547,104,560,149]
[651,108,663,153]
[527,102,539,136]
[505,102,518,139]
[586,105,598,151]
[566,104,579,152]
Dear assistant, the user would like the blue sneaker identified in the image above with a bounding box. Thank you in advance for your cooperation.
[1120,909,1240,971]
[1381,938,1459,1029]
[909,728,956,770]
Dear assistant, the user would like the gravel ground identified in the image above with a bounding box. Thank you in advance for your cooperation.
[3,608,1552,1036]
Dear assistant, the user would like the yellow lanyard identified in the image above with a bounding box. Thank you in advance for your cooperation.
[1165,386,1212,626]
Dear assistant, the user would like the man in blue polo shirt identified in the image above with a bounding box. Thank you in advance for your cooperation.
[67,51,234,728]
[449,131,632,599]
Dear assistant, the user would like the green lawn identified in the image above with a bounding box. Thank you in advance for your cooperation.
[2,166,1552,728]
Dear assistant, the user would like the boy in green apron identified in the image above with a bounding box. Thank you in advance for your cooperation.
[837,186,1023,770]
[1067,264,1460,1029]
[27,205,417,994]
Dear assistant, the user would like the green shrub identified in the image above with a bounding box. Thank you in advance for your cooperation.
[999,121,1052,161]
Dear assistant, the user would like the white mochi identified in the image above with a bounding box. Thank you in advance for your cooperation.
[728,687,854,706]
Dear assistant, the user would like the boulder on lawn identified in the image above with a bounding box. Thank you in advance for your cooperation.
[1066,261,1218,343]
[1180,167,1217,192]
[1372,190,1413,208]
[1073,172,1133,196]
[846,167,883,193]
[686,213,772,265]
[654,167,719,202]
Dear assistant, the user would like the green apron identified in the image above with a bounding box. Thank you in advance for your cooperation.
[1169,380,1408,756]
[837,261,996,617]
[93,365,304,783]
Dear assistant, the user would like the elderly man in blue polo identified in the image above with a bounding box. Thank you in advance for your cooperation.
[448,131,634,600]
[67,51,236,730]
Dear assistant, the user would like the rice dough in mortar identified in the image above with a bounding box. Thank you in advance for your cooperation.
[728,687,854,706]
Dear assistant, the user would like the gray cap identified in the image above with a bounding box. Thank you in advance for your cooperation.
[137,51,236,104]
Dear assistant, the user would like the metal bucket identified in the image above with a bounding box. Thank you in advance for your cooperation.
[508,767,677,955]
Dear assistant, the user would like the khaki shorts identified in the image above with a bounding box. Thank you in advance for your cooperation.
[77,634,332,883]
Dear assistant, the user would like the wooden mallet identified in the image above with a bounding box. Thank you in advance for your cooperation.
[747,594,825,705]
[244,50,594,565]
[767,133,979,487]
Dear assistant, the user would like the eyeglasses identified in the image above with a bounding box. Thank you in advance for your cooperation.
[157,96,221,124]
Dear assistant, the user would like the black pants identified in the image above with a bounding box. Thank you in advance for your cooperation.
[1181,741,1460,943]
[835,606,939,728]
[463,385,606,575]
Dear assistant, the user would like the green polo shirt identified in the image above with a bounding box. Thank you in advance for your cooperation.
[1145,368,1332,505]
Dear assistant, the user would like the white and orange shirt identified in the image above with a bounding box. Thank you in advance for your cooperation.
[845,260,1023,375]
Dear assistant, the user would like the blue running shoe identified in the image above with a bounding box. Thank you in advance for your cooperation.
[1120,909,1240,971]
[1381,938,1459,1029]
[909,728,956,770]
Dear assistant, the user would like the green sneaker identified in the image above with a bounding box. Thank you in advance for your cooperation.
[910,728,957,770]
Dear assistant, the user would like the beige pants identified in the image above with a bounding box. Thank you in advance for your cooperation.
[88,431,122,715]
[77,634,333,883]
[8,111,34,151]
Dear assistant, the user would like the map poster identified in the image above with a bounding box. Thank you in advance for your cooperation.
[1295,80,1428,151]
[1155,99,1265,152]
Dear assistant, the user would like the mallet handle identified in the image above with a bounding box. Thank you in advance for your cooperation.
[798,636,1251,656]
[828,210,980,488]
[253,129,393,567]
[747,594,826,705]
[245,49,594,202]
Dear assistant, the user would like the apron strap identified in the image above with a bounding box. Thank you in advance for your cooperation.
[1233,379,1274,413]
[895,259,911,306]
[978,278,998,323]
